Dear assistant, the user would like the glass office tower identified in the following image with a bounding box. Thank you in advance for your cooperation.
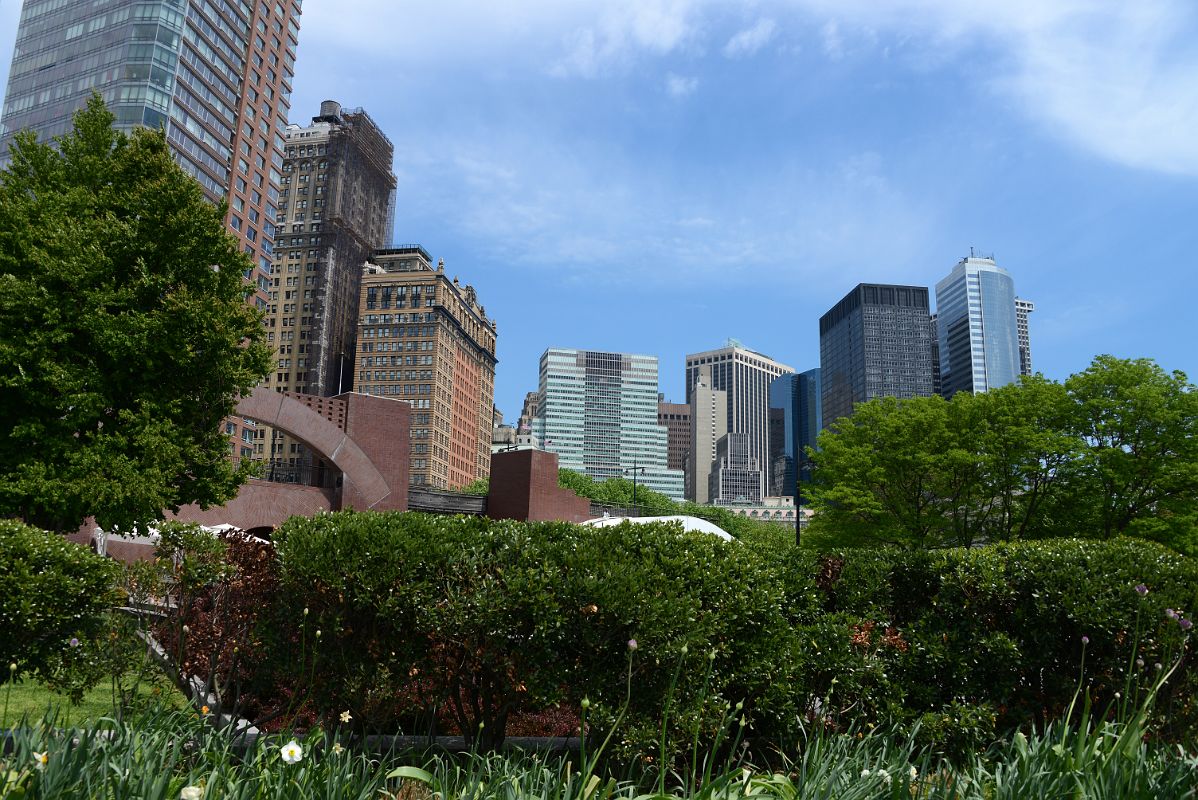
[819,284,939,426]
[533,348,684,501]
[935,254,1020,398]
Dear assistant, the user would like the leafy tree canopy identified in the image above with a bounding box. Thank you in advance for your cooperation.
[805,356,1198,555]
[0,96,271,533]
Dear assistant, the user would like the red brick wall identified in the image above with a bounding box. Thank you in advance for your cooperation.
[339,391,409,512]
[487,449,590,523]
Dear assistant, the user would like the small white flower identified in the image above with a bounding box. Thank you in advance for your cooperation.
[909,765,918,781]
[331,742,344,755]
[860,768,871,778]
[181,787,204,800]
[280,740,303,764]
[33,751,48,770]
[879,770,891,787]
[339,710,352,724]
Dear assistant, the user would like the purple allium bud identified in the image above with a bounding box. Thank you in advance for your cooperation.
[1135,584,1148,597]
[1181,618,1194,631]
[627,639,638,651]
[69,637,80,648]
[1166,608,1178,619]
[1081,635,1090,645]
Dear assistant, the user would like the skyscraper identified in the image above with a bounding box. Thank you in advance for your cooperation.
[356,246,497,489]
[1015,297,1035,377]
[657,397,691,475]
[532,348,684,500]
[2,0,303,461]
[709,432,762,504]
[687,364,727,504]
[768,374,798,499]
[685,343,793,499]
[264,102,395,398]
[795,368,822,499]
[935,254,1020,397]
[819,284,939,426]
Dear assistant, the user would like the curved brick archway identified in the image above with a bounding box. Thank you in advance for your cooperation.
[173,389,409,531]
[235,388,392,509]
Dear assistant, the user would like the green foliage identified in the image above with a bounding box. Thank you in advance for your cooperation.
[0,95,271,533]
[455,477,491,495]
[165,513,1198,761]
[258,512,796,755]
[789,538,1198,739]
[806,356,1198,554]
[0,521,121,690]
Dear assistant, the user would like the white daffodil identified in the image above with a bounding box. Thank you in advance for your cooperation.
[340,710,352,724]
[280,740,303,764]
[33,751,48,770]
[181,787,204,800]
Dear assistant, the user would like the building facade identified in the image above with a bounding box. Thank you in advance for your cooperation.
[819,284,939,426]
[1,0,303,461]
[258,102,395,467]
[686,364,727,504]
[767,374,798,499]
[657,398,691,475]
[356,246,497,490]
[795,368,822,499]
[532,348,684,500]
[935,255,1020,397]
[709,432,762,504]
[685,343,793,500]
[1015,297,1035,377]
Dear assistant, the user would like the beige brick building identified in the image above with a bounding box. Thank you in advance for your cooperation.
[356,247,497,489]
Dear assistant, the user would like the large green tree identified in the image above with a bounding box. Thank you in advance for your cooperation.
[805,356,1198,554]
[1059,356,1198,550]
[0,96,271,533]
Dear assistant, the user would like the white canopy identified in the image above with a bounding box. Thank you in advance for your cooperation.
[579,514,734,542]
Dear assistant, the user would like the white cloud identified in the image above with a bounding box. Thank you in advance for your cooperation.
[723,18,777,59]
[819,20,844,60]
[665,73,699,97]
[549,0,702,78]
[792,0,1198,176]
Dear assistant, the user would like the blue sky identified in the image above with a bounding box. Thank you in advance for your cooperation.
[2,0,1196,420]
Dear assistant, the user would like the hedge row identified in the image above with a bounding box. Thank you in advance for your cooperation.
[160,513,1197,758]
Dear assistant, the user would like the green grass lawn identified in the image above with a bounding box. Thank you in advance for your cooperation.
[1,672,183,727]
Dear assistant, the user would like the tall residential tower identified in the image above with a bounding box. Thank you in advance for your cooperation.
[1,0,303,460]
[356,246,497,490]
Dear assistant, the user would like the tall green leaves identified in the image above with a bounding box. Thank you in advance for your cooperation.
[806,356,1198,553]
[0,95,271,532]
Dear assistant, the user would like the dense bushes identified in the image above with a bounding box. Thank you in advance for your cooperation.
[0,520,121,689]
[168,513,1198,759]
[782,539,1198,744]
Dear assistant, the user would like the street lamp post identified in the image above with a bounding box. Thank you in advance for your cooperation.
[624,458,647,516]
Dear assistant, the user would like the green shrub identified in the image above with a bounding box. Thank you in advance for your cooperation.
[794,538,1198,739]
[0,520,121,690]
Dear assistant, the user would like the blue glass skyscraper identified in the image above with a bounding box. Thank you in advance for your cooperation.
[934,254,1020,397]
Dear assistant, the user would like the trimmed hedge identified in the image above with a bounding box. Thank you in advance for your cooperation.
[0,520,122,686]
[169,513,1198,759]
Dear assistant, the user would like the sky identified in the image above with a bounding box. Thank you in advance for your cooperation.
[2,0,1196,421]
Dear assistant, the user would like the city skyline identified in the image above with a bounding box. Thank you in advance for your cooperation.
[2,1,1195,423]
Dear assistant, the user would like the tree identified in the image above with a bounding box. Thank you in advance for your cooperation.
[0,96,271,533]
[1059,356,1198,551]
[805,356,1198,555]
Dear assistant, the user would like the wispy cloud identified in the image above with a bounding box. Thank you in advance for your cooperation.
[665,73,699,97]
[549,0,702,78]
[723,18,777,59]
[793,0,1198,176]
